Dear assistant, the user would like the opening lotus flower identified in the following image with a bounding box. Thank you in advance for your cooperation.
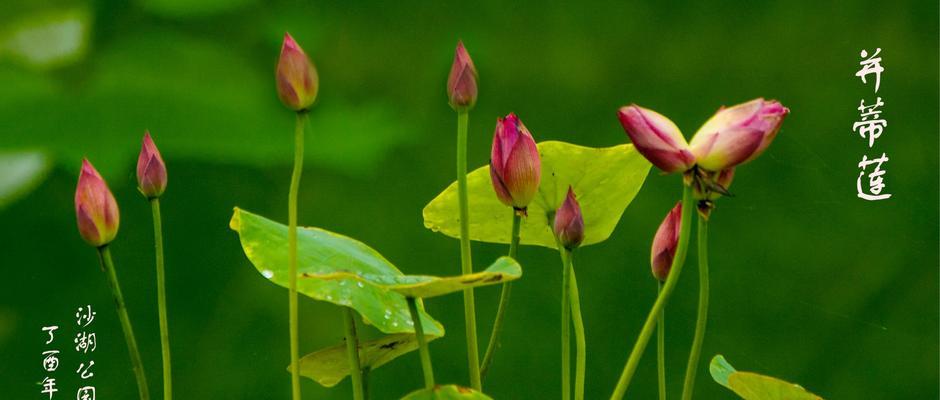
[75,159,120,247]
[489,113,541,210]
[137,131,167,199]
[619,98,789,174]
[618,105,696,173]
[553,186,584,250]
[650,201,682,282]
[276,32,319,112]
[689,98,789,171]
[447,41,478,112]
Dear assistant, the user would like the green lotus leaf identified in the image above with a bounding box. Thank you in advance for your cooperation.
[710,355,823,400]
[400,384,493,400]
[0,150,50,209]
[423,141,651,249]
[229,208,443,336]
[297,333,440,387]
[305,256,521,299]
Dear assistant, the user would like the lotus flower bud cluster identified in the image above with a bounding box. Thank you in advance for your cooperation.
[489,113,541,211]
[276,33,319,112]
[553,187,585,250]
[447,41,478,112]
[137,131,167,199]
[650,201,682,282]
[618,98,788,174]
[75,159,120,247]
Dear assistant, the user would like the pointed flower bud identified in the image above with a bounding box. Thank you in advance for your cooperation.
[618,105,696,173]
[447,41,478,112]
[651,201,682,282]
[689,98,789,171]
[137,131,167,199]
[489,113,541,210]
[276,33,319,111]
[553,187,585,250]
[75,159,120,247]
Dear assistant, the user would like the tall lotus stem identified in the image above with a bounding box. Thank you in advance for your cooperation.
[343,308,365,400]
[99,247,151,400]
[481,211,522,379]
[407,297,435,389]
[681,215,709,400]
[611,185,694,400]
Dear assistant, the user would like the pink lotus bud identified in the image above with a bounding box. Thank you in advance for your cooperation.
[136,131,167,199]
[75,159,120,247]
[447,41,478,112]
[650,201,682,282]
[553,187,584,250]
[276,32,319,111]
[689,98,789,171]
[617,105,696,173]
[489,113,541,210]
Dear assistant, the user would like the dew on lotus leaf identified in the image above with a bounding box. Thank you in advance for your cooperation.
[339,280,347,286]
[261,270,274,279]
[392,321,399,327]
[356,281,365,288]
[406,320,414,326]
[326,295,333,301]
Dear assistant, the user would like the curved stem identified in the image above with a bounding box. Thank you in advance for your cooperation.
[407,297,435,389]
[98,246,150,400]
[288,111,306,400]
[456,110,482,390]
[657,282,666,400]
[481,211,522,379]
[561,248,572,400]
[150,199,172,400]
[344,308,365,400]
[569,257,586,400]
[610,185,694,400]
[681,215,709,400]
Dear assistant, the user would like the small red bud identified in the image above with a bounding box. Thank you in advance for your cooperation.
[553,187,584,250]
[447,41,478,112]
[75,159,120,247]
[651,202,682,282]
[136,131,167,199]
[276,32,319,112]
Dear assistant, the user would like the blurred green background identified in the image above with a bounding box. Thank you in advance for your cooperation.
[1,0,937,398]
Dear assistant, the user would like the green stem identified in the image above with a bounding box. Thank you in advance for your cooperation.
[610,185,694,400]
[407,297,435,389]
[149,199,172,400]
[288,111,306,400]
[362,368,371,400]
[344,307,365,400]
[681,215,709,400]
[657,282,666,400]
[97,246,150,400]
[456,110,482,390]
[481,211,522,379]
[561,248,572,400]
[569,256,586,400]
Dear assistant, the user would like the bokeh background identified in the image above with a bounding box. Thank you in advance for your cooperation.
[2,0,937,398]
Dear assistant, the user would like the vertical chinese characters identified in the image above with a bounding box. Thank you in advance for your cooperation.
[855,48,891,201]
[74,305,97,399]
[41,325,60,399]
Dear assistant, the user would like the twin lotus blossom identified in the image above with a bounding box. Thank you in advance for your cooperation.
[75,159,120,247]
[137,131,167,199]
[447,41,478,112]
[489,113,541,210]
[276,33,319,111]
[553,187,584,250]
[618,98,789,174]
[650,201,682,282]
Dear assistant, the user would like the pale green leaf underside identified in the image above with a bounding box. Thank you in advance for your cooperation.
[423,141,651,249]
[305,256,521,299]
[400,384,493,400]
[297,333,440,387]
[0,150,51,209]
[229,208,443,336]
[710,355,823,400]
